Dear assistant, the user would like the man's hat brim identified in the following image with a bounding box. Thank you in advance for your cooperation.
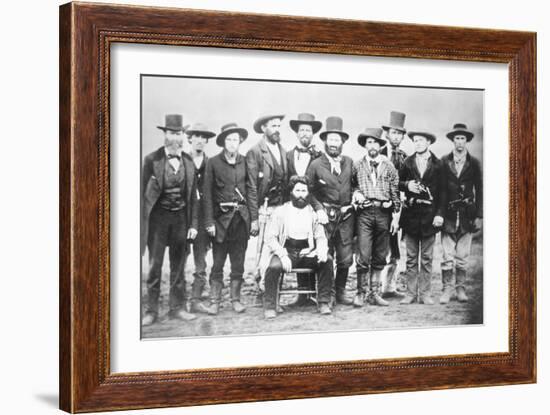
[253,114,285,133]
[446,129,474,142]
[407,131,437,144]
[216,127,249,147]
[382,124,406,133]
[186,129,216,139]
[157,124,189,133]
[357,134,386,147]
[319,130,349,142]
[289,119,322,134]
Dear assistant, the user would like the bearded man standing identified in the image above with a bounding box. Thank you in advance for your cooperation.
[307,116,354,306]
[141,114,199,326]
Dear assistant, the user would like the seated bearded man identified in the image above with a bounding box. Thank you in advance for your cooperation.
[262,175,334,319]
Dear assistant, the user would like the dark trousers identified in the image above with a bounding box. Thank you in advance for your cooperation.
[146,205,188,316]
[388,232,401,264]
[355,207,391,272]
[264,253,334,310]
[404,233,436,297]
[186,224,211,297]
[210,214,248,284]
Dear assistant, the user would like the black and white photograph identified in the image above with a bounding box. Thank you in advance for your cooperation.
[140,74,484,339]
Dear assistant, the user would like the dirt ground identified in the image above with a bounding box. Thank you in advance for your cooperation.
[141,233,483,339]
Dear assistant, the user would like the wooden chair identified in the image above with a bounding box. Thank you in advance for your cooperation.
[276,268,317,309]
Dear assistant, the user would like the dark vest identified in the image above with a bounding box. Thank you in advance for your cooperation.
[158,160,186,211]
[268,149,285,206]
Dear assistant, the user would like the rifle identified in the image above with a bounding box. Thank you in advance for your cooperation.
[252,198,269,305]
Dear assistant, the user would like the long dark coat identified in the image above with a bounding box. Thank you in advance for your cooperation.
[140,147,199,255]
[440,151,483,233]
[202,152,251,243]
[306,153,355,245]
[245,139,288,221]
[398,152,444,238]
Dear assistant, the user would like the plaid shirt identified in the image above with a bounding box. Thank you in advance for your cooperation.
[353,156,401,212]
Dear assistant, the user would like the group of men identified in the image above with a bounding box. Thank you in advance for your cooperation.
[141,110,482,325]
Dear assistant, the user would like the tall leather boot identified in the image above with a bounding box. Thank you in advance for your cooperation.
[335,267,353,305]
[456,268,469,302]
[369,270,389,306]
[230,279,246,313]
[190,278,210,313]
[353,268,367,307]
[206,280,223,315]
[439,268,455,304]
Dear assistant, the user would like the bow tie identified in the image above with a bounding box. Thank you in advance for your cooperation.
[296,147,312,154]
[168,154,181,160]
[369,160,379,169]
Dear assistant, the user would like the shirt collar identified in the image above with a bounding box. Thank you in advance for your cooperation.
[416,151,431,161]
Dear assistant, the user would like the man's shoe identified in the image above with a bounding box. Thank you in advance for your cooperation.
[439,287,455,304]
[142,313,156,326]
[319,303,332,315]
[264,309,277,319]
[371,293,390,307]
[400,295,416,305]
[382,290,405,299]
[335,290,354,306]
[457,286,469,302]
[353,293,365,308]
[420,295,435,305]
[206,303,220,316]
[172,309,197,321]
[190,300,210,314]
[232,300,246,313]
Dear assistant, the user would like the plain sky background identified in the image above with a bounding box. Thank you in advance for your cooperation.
[143,75,483,160]
[0,1,546,414]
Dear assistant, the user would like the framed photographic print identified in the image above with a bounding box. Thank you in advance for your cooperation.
[59,2,536,412]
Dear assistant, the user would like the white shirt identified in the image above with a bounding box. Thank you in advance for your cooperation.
[165,147,181,172]
[286,205,312,240]
[266,140,282,165]
[293,148,311,176]
[415,151,431,177]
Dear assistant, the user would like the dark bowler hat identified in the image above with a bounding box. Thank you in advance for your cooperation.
[253,114,285,134]
[289,113,322,134]
[382,111,407,133]
[185,122,216,139]
[216,122,249,147]
[358,127,386,147]
[157,114,188,132]
[319,116,349,141]
[446,123,475,142]
[407,130,437,144]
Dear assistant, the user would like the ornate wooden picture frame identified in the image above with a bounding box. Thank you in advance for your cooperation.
[59,2,536,412]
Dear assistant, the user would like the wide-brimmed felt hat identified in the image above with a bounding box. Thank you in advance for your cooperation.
[407,130,437,144]
[253,114,285,134]
[185,122,216,139]
[382,111,407,133]
[357,127,386,147]
[157,114,188,132]
[319,116,349,142]
[216,122,249,147]
[289,113,322,134]
[446,123,475,142]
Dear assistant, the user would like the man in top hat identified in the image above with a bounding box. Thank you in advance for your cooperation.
[183,123,216,314]
[202,123,251,315]
[380,111,409,298]
[246,114,288,234]
[284,113,323,307]
[398,130,444,305]
[262,175,334,319]
[306,116,355,306]
[438,123,483,304]
[141,114,199,326]
[352,128,401,307]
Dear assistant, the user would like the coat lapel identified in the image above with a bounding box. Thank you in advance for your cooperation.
[279,143,287,174]
[446,153,459,178]
[152,149,166,191]
[259,140,274,171]
[458,153,472,178]
[182,156,194,202]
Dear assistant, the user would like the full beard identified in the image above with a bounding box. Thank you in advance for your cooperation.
[290,194,308,209]
[325,144,342,158]
[368,148,379,158]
